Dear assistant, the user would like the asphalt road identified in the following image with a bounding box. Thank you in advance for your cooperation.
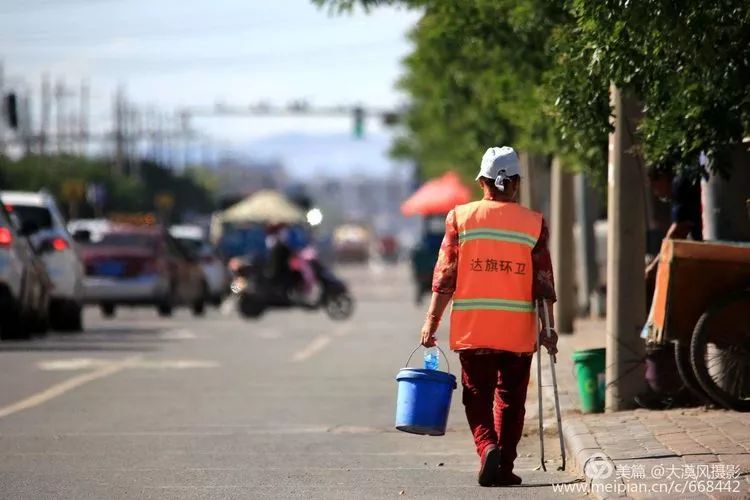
[0,264,583,499]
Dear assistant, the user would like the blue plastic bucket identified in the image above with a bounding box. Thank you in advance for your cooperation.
[395,346,457,436]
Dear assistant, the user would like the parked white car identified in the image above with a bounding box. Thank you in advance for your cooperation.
[1,191,84,331]
[0,199,51,339]
[169,224,229,306]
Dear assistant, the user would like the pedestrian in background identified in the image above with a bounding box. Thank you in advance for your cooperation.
[419,146,558,487]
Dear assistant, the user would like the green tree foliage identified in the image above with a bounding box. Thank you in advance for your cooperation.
[315,0,566,179]
[316,0,750,180]
[554,0,750,177]
[0,155,216,220]
[391,1,568,180]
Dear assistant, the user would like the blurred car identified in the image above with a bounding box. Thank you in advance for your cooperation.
[82,224,207,317]
[0,199,52,339]
[68,218,113,243]
[332,224,371,263]
[377,235,399,263]
[0,191,84,331]
[169,224,229,306]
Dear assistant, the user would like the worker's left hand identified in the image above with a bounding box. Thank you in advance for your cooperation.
[541,326,559,360]
[420,320,438,348]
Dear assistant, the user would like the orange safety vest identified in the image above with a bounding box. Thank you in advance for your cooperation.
[449,200,543,353]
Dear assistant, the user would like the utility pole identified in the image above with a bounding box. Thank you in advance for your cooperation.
[605,85,647,412]
[113,87,125,175]
[165,112,174,169]
[0,61,6,157]
[147,107,158,162]
[54,79,66,154]
[180,110,190,171]
[79,80,89,157]
[159,112,168,167]
[40,74,51,155]
[130,106,141,177]
[550,156,576,334]
[518,151,534,209]
[702,143,750,242]
[20,94,32,156]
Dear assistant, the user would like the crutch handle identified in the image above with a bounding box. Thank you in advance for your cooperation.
[539,300,558,363]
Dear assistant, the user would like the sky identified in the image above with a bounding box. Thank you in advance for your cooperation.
[1,0,421,167]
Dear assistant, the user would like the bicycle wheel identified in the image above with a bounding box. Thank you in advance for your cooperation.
[690,289,750,411]
[674,341,712,405]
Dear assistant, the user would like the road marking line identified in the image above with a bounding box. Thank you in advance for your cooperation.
[37,358,218,371]
[0,356,141,420]
[291,335,331,362]
[38,358,111,371]
[159,329,197,340]
[135,359,219,369]
[291,324,351,362]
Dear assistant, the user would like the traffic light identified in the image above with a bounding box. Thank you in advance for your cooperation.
[4,93,18,130]
[382,111,400,127]
[352,106,364,139]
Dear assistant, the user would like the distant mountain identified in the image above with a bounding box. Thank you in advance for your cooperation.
[238,132,406,179]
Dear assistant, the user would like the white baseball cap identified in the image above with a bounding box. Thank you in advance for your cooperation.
[475,146,521,191]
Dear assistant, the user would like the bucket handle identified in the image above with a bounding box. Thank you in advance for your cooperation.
[404,344,451,374]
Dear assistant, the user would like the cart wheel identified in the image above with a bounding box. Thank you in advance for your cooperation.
[690,289,750,412]
[674,341,712,405]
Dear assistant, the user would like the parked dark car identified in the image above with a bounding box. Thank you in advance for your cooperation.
[81,224,207,318]
[0,199,52,339]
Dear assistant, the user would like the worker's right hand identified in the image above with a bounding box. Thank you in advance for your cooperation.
[541,327,559,359]
[420,322,437,348]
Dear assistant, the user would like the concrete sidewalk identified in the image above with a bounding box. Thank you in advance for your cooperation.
[536,318,750,499]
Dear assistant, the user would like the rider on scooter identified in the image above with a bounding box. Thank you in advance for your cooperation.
[264,223,316,300]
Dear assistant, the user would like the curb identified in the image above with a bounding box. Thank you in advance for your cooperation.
[560,416,627,499]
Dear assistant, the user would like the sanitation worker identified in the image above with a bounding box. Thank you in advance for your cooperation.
[419,146,558,487]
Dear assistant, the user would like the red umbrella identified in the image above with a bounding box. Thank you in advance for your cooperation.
[400,171,472,216]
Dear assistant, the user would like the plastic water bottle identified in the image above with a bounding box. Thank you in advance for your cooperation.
[423,348,440,370]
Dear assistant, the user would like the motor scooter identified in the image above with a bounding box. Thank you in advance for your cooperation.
[229,249,354,320]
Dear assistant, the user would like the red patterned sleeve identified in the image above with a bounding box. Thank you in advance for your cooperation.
[431,209,459,294]
[532,217,556,302]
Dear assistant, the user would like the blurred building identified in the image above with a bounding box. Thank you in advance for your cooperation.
[212,157,289,201]
[305,166,419,246]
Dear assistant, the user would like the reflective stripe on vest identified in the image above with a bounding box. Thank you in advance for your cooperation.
[452,298,536,313]
[449,200,543,353]
[458,229,537,248]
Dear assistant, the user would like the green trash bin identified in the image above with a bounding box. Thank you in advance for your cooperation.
[572,348,606,413]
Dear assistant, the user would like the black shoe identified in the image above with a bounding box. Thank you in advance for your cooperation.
[477,446,500,487]
[496,470,522,486]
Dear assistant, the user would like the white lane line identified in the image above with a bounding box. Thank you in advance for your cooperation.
[159,329,197,340]
[38,358,218,371]
[291,335,331,362]
[290,324,351,362]
[38,358,111,371]
[135,359,219,369]
[0,356,141,420]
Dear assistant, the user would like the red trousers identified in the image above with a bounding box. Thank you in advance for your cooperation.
[459,350,532,472]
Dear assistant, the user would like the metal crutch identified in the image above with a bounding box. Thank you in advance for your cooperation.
[536,300,567,472]
[535,304,546,471]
